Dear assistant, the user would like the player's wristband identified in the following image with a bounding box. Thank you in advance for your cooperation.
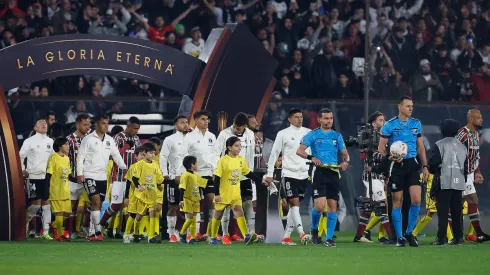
[307,155,313,160]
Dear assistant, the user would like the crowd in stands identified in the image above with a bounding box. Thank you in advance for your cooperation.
[2,0,490,131]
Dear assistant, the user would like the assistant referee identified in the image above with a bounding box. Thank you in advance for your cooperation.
[297,108,349,247]
[378,96,429,247]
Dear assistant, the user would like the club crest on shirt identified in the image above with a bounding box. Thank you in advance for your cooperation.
[231,169,240,177]
[106,141,111,146]
[47,144,51,149]
[208,138,213,144]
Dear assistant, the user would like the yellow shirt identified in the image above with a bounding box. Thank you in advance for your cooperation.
[213,154,250,203]
[125,160,141,199]
[153,153,160,169]
[47,153,71,201]
[153,153,165,204]
[179,170,208,201]
[106,160,114,194]
[133,160,164,205]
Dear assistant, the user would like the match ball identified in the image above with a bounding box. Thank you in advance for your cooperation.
[390,141,408,159]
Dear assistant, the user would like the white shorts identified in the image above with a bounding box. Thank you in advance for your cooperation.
[69,181,84,200]
[463,173,476,196]
[252,182,257,201]
[363,179,386,201]
[110,181,127,204]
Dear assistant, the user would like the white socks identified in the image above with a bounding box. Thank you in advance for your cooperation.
[91,210,101,233]
[195,213,201,234]
[167,216,177,236]
[243,200,255,233]
[26,204,41,223]
[221,208,231,236]
[290,206,304,235]
[41,205,51,232]
[284,211,294,238]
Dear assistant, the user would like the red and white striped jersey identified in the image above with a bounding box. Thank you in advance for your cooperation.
[67,132,85,178]
[110,132,141,182]
[456,126,479,173]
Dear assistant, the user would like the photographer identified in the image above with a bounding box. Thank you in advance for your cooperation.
[429,119,467,245]
[354,112,393,244]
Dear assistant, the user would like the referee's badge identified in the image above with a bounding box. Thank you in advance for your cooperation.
[333,140,338,146]
[412,128,417,134]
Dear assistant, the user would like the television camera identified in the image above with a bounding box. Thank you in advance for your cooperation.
[346,124,387,216]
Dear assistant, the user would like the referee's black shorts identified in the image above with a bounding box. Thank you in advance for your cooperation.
[312,168,340,201]
[388,157,421,192]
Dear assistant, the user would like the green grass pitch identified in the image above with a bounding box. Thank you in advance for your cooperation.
[1,232,489,275]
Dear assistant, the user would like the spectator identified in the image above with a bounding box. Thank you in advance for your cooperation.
[385,25,417,79]
[287,49,310,98]
[450,34,467,64]
[46,0,60,21]
[274,75,292,98]
[276,17,297,55]
[471,64,490,102]
[183,27,204,57]
[410,59,444,101]
[262,92,287,140]
[65,101,93,124]
[331,72,358,99]
[131,4,197,45]
[88,9,128,36]
[0,0,25,19]
[165,32,181,50]
[311,41,343,98]
[51,0,78,34]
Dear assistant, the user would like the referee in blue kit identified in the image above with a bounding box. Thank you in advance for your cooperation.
[297,108,350,247]
[378,96,429,247]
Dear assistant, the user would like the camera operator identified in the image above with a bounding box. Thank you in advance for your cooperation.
[354,112,393,244]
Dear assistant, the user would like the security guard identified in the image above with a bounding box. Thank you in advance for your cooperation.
[429,119,467,245]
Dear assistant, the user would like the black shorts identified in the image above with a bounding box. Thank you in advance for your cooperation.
[165,179,181,206]
[283,177,308,200]
[240,179,253,199]
[388,158,421,193]
[312,168,340,201]
[279,182,287,200]
[83,178,107,198]
[202,176,215,195]
[26,179,49,201]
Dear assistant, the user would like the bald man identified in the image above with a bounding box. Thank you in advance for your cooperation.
[455,109,490,243]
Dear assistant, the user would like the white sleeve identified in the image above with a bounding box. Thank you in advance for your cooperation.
[76,138,88,177]
[247,132,255,171]
[212,132,226,168]
[266,132,283,178]
[19,139,30,171]
[175,136,190,175]
[160,138,171,177]
[111,140,127,170]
